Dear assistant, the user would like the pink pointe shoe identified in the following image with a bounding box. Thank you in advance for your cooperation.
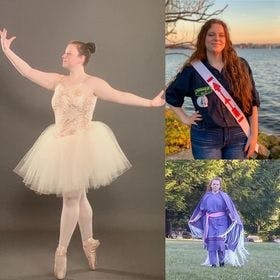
[54,245,67,279]
[82,237,100,270]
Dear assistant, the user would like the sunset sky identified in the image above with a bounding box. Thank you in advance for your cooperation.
[168,0,280,44]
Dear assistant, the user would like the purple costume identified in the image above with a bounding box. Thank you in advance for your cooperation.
[188,191,248,266]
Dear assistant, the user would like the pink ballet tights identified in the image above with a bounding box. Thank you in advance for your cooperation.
[58,190,93,248]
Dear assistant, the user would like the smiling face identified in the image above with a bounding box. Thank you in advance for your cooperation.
[205,23,226,54]
[210,179,221,193]
[61,44,85,69]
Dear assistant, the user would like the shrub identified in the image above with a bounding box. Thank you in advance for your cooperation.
[165,108,191,155]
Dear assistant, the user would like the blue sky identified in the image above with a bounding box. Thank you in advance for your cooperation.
[216,0,280,43]
[172,0,280,43]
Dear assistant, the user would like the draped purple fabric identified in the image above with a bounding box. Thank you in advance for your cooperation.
[188,191,243,251]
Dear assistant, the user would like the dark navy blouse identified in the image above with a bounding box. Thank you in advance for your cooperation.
[165,58,260,128]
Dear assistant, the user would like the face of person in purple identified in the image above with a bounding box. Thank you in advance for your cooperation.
[210,179,221,193]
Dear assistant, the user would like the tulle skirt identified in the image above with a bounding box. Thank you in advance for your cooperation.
[14,121,131,195]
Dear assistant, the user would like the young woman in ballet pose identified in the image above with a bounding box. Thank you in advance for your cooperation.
[0,28,164,279]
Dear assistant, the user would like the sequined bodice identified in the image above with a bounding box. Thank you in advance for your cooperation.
[51,83,97,137]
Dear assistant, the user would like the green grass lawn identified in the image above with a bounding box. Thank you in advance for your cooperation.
[166,239,280,280]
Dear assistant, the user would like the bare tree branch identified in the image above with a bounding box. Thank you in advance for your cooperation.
[165,0,228,48]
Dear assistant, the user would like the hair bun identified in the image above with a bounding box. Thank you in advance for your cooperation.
[86,42,96,54]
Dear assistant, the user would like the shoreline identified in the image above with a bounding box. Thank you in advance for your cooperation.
[166,109,280,160]
[165,44,280,50]
[166,130,280,160]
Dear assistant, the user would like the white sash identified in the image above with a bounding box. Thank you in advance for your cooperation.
[191,60,258,152]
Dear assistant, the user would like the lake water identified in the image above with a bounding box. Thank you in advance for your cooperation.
[165,48,280,135]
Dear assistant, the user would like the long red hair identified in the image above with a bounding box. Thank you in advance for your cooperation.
[184,19,253,114]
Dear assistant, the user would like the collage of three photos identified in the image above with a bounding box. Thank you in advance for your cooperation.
[0,1,279,280]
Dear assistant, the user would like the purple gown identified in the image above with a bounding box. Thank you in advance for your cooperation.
[189,191,248,266]
[200,192,229,265]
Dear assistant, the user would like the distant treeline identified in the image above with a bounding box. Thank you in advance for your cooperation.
[165,43,280,49]
[165,160,280,240]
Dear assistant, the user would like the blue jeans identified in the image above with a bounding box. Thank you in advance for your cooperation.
[190,125,247,159]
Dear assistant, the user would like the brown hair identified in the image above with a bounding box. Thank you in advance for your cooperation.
[70,41,96,65]
[183,19,253,114]
[206,177,222,192]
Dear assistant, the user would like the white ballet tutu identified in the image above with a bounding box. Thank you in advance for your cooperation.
[13,121,132,195]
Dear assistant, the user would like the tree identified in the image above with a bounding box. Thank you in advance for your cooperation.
[165,160,224,228]
[165,160,280,239]
[238,160,280,236]
[165,0,227,47]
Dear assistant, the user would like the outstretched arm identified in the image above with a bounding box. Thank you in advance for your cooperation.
[0,28,61,90]
[189,211,203,223]
[91,77,165,107]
